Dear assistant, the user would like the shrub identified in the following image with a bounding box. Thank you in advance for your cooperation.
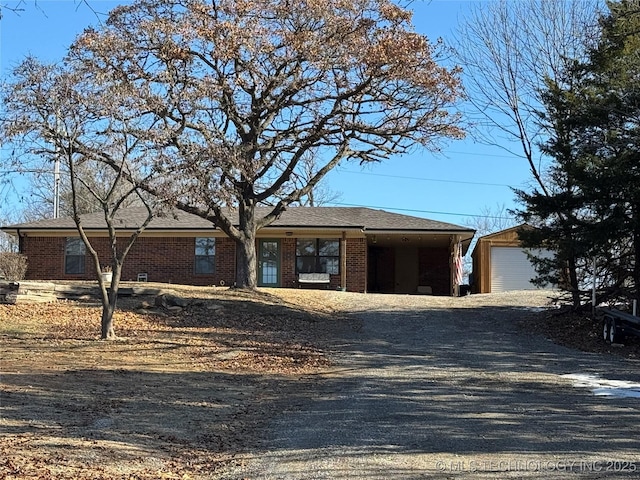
[0,252,28,281]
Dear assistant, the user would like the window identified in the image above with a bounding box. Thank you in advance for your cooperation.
[296,238,339,274]
[65,238,86,274]
[195,237,215,274]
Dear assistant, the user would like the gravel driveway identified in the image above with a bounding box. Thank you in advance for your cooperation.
[227,291,640,479]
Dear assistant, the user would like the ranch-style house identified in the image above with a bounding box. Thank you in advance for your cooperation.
[2,207,475,295]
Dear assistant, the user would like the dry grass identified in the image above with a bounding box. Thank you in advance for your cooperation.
[0,285,351,479]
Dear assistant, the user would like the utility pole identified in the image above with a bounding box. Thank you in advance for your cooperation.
[53,156,60,219]
[53,115,62,219]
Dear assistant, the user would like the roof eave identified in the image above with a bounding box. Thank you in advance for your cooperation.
[363,228,475,236]
[266,225,363,230]
[1,226,219,236]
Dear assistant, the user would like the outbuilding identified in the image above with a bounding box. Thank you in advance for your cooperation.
[471,225,547,294]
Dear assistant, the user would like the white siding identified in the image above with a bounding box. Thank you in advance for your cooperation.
[490,247,541,292]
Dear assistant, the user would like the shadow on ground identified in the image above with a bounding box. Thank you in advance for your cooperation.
[3,295,640,479]
[232,304,640,479]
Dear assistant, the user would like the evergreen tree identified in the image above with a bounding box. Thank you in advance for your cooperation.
[572,0,640,307]
[515,79,591,309]
[518,0,640,309]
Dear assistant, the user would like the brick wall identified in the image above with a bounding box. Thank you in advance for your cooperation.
[213,237,236,286]
[346,238,367,293]
[22,235,236,286]
[281,238,298,288]
[21,234,370,292]
[418,247,450,296]
[21,237,66,280]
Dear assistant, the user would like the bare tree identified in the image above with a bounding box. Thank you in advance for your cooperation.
[1,58,155,339]
[19,159,144,220]
[454,0,601,194]
[0,212,19,253]
[454,0,602,307]
[464,203,518,239]
[284,153,343,207]
[66,0,464,289]
[0,0,98,20]
[462,203,517,278]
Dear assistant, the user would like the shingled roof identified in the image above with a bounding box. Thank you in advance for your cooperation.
[2,206,474,234]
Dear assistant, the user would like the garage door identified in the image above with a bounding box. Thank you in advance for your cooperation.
[490,247,540,292]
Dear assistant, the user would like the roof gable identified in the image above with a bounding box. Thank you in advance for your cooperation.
[475,223,530,241]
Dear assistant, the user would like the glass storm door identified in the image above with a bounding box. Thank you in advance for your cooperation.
[258,240,280,287]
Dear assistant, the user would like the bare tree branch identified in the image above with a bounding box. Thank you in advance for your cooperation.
[453,0,601,195]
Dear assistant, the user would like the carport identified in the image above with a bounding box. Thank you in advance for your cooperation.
[366,230,473,295]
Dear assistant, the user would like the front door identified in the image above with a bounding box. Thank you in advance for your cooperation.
[258,239,280,287]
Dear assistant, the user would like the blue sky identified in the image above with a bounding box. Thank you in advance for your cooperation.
[0,0,530,228]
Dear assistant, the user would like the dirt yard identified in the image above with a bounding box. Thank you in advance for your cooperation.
[1,286,638,479]
[0,285,357,479]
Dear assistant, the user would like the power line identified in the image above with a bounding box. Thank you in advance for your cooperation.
[445,149,523,160]
[1,170,516,219]
[0,169,55,174]
[4,166,519,189]
[338,170,515,188]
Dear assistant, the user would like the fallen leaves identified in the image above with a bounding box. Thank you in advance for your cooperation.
[0,286,346,479]
[521,309,640,358]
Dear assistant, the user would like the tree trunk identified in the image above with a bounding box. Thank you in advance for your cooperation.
[236,236,257,289]
[633,209,640,309]
[101,302,117,339]
[567,255,581,311]
[235,203,258,290]
[99,267,121,340]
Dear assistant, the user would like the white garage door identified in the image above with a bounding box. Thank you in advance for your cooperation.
[491,247,540,292]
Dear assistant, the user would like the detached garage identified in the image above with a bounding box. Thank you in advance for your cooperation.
[471,225,548,293]
[489,246,539,292]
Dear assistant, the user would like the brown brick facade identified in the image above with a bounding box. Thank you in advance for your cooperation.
[346,238,367,293]
[20,234,370,292]
[22,235,236,287]
[280,237,298,289]
[7,206,472,296]
[20,234,455,295]
[21,237,67,280]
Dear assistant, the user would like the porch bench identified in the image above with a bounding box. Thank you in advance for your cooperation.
[298,273,331,285]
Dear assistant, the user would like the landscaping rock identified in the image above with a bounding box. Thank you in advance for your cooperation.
[154,293,190,309]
